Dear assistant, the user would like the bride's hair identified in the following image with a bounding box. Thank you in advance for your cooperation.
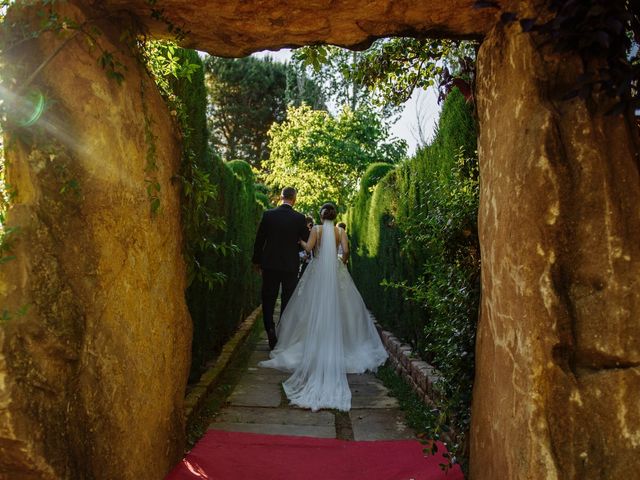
[319,203,338,221]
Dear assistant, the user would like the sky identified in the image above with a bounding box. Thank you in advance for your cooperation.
[251,48,441,156]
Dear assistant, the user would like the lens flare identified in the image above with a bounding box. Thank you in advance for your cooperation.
[16,88,46,127]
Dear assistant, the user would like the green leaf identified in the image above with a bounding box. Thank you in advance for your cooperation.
[150,197,160,214]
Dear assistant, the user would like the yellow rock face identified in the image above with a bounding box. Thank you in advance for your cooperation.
[471,19,640,480]
[98,0,499,56]
[1,3,190,478]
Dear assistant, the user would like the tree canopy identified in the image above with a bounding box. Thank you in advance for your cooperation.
[292,45,401,119]
[262,105,407,217]
[295,39,477,106]
[205,56,288,166]
[204,55,325,168]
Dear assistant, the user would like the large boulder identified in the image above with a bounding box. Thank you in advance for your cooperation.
[471,19,640,479]
[0,3,191,478]
[98,0,499,56]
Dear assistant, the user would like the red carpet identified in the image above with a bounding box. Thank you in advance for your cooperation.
[165,430,464,480]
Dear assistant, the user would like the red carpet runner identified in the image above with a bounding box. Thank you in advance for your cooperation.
[166,430,464,480]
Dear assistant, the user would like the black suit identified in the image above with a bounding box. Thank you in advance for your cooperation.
[252,204,310,332]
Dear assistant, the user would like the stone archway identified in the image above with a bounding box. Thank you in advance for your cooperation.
[1,1,638,479]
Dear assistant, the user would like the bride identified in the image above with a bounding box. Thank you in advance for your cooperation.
[259,202,388,412]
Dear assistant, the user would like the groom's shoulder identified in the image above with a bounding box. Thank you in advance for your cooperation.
[290,209,307,224]
[269,205,303,217]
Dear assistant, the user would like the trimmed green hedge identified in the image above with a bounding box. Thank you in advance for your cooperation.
[226,159,254,181]
[167,49,264,382]
[347,88,480,448]
[186,158,263,381]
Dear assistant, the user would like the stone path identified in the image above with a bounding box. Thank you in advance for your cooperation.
[208,331,416,441]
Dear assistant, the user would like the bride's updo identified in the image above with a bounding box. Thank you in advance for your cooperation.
[319,203,338,221]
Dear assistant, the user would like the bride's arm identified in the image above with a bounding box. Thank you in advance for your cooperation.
[339,228,349,263]
[301,226,317,252]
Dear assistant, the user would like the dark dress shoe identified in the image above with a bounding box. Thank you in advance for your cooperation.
[267,328,278,350]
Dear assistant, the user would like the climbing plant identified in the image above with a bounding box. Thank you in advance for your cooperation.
[0,1,158,218]
[144,43,265,379]
[0,1,127,94]
[144,42,234,288]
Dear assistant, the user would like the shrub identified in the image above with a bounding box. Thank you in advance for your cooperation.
[151,46,265,381]
[226,159,254,182]
[254,183,269,195]
[348,88,479,455]
[360,162,396,193]
[186,155,263,381]
[255,192,271,209]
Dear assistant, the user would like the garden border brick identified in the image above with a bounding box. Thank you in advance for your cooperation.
[373,315,460,445]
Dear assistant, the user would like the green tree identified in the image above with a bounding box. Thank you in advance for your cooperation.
[205,55,325,168]
[351,38,477,104]
[295,39,477,107]
[293,46,403,120]
[285,61,326,110]
[205,55,288,166]
[263,105,406,216]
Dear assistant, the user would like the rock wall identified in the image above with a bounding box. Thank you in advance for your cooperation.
[0,3,191,479]
[471,19,640,480]
[98,0,498,56]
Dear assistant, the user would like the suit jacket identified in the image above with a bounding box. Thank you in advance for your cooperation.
[252,204,310,273]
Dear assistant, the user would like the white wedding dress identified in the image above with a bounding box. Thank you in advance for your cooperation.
[259,220,388,411]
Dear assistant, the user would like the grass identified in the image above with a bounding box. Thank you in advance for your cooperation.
[375,363,440,437]
[375,362,466,474]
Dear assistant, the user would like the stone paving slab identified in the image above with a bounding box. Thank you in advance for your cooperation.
[227,381,283,407]
[347,373,384,385]
[350,378,400,409]
[242,369,290,384]
[209,422,336,438]
[351,408,415,441]
[248,350,271,365]
[213,318,412,444]
[351,381,392,396]
[352,391,400,409]
[212,406,334,427]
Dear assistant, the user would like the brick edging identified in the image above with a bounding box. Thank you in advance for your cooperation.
[373,318,443,407]
[373,318,462,448]
[184,306,262,425]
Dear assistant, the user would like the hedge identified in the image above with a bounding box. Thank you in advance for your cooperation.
[347,88,480,448]
[186,158,263,381]
[168,49,264,381]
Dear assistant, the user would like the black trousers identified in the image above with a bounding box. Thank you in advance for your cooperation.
[261,268,299,332]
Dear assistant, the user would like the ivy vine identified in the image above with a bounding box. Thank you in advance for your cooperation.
[143,40,237,289]
[1,1,231,292]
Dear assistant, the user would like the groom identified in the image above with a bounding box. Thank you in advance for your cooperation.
[252,187,310,350]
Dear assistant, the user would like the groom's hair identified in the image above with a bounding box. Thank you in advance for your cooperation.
[281,187,296,200]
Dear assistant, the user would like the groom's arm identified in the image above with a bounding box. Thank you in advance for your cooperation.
[298,215,310,242]
[252,213,268,266]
